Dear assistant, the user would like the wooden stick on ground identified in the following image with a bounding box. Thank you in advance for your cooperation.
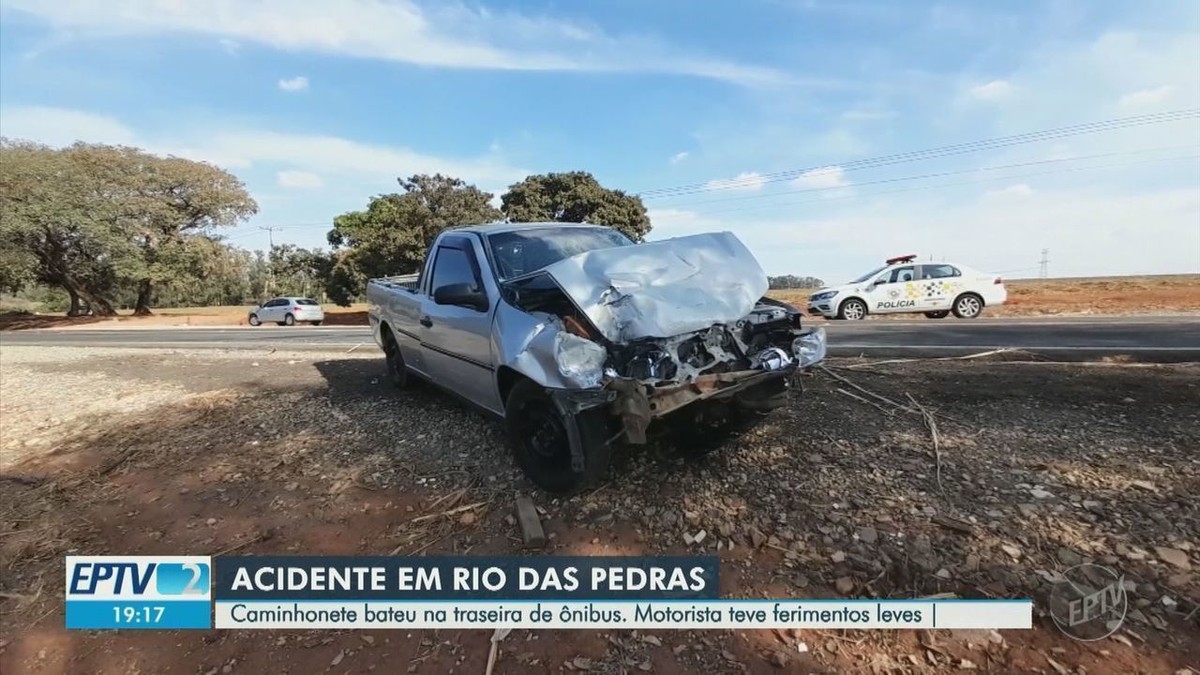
[819,365,917,414]
[843,348,1018,370]
[485,628,512,675]
[834,388,896,416]
[409,500,488,524]
[906,393,945,495]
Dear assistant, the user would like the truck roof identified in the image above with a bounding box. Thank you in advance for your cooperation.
[448,221,611,236]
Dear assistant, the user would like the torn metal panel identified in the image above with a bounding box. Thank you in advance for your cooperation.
[492,301,575,390]
[609,368,793,443]
[541,232,770,343]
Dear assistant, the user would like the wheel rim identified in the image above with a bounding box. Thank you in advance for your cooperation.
[958,297,980,316]
[844,302,865,320]
[520,401,569,462]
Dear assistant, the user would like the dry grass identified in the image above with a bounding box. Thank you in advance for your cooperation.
[3,274,1198,332]
[772,273,1200,317]
[0,303,370,330]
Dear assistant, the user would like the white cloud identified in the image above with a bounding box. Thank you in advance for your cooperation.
[0,103,526,198]
[277,75,309,92]
[669,151,689,165]
[276,170,323,189]
[218,38,240,55]
[0,106,137,146]
[984,183,1034,200]
[2,0,793,86]
[1118,85,1175,109]
[704,171,766,192]
[0,104,532,251]
[967,79,1013,101]
[650,182,1200,281]
[209,129,524,185]
[791,166,848,190]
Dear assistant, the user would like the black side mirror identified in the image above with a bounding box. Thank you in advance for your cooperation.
[433,283,488,311]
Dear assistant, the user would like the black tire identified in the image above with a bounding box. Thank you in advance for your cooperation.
[506,378,612,494]
[951,293,984,319]
[924,311,950,319]
[838,298,868,321]
[248,314,261,326]
[382,327,408,389]
[311,320,322,326]
[284,313,296,326]
[673,405,768,458]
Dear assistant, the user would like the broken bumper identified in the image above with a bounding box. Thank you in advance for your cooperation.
[606,327,826,444]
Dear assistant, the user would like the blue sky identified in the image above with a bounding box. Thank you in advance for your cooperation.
[1,0,1197,281]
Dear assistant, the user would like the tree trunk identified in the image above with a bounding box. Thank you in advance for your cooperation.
[65,286,84,317]
[78,288,117,316]
[133,280,153,316]
[59,276,117,317]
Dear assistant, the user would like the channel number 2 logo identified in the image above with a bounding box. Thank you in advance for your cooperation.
[157,562,209,595]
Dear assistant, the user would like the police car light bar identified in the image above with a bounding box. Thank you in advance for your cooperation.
[885,254,918,265]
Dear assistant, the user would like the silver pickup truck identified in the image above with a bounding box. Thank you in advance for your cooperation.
[367,222,826,492]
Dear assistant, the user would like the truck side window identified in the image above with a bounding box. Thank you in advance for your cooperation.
[430,246,481,292]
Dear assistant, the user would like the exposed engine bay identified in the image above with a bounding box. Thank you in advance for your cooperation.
[606,298,806,382]
[504,274,820,387]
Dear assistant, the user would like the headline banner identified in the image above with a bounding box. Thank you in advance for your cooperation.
[214,556,720,600]
[65,556,1033,631]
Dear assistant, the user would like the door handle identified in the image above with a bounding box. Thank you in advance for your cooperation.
[419,316,433,328]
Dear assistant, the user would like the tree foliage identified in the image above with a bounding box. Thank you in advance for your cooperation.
[324,174,500,305]
[0,139,257,315]
[500,171,651,241]
[768,274,825,290]
[268,244,333,300]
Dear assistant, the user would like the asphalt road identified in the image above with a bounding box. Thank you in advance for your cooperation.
[3,316,1198,362]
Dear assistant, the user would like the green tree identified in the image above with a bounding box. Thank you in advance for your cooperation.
[500,171,651,241]
[0,140,131,315]
[268,244,332,298]
[0,139,257,315]
[768,274,825,290]
[325,174,500,305]
[125,153,258,314]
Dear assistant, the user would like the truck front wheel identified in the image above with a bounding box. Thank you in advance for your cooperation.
[505,379,612,493]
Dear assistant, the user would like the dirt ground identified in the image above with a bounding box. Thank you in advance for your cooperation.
[774,274,1200,319]
[1,347,1197,674]
[3,274,1198,332]
[0,304,370,331]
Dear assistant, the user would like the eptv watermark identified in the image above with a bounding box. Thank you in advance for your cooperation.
[1048,564,1127,641]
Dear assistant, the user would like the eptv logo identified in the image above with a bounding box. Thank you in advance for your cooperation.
[66,556,211,600]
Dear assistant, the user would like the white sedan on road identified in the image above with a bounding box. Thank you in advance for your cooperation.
[248,297,325,326]
[807,256,1007,320]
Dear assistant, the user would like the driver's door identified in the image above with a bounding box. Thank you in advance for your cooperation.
[419,236,500,413]
[259,298,283,322]
[866,266,918,314]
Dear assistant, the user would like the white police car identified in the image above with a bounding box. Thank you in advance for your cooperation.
[807,255,1007,320]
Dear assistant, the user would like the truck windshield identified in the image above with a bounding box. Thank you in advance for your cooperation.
[487,227,633,281]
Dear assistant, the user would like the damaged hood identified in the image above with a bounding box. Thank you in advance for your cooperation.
[540,231,769,343]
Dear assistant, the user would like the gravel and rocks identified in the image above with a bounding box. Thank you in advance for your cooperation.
[1,346,1197,673]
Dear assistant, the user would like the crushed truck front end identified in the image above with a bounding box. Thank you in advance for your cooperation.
[498,231,826,451]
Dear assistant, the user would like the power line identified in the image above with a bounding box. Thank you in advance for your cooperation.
[637,109,1200,199]
[688,152,1200,216]
[659,144,1198,210]
[1039,249,1051,279]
